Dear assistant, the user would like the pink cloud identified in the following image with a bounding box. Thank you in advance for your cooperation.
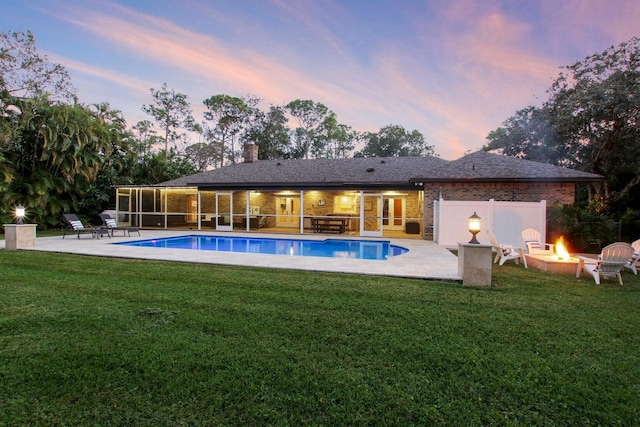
[51,55,152,94]
[56,3,347,106]
[539,0,640,54]
[40,0,639,161]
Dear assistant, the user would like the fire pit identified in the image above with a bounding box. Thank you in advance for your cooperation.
[525,236,580,275]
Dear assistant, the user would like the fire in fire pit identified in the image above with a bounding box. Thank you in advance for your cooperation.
[525,235,578,274]
[554,236,571,261]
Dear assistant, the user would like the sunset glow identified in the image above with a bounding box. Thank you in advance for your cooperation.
[2,0,640,159]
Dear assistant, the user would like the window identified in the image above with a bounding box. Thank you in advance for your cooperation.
[333,194,357,214]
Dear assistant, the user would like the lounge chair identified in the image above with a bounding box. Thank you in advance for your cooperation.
[487,230,525,266]
[624,239,640,275]
[63,213,110,239]
[521,228,554,254]
[577,242,634,285]
[99,213,140,237]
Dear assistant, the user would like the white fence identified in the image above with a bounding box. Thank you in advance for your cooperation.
[434,199,547,248]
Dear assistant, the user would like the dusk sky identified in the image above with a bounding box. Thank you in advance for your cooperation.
[2,0,639,159]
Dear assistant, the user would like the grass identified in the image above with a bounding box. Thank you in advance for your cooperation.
[1,250,639,426]
[0,229,65,239]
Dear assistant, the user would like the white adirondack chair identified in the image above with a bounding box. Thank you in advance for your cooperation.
[624,239,640,275]
[577,242,635,285]
[487,230,523,266]
[521,228,554,254]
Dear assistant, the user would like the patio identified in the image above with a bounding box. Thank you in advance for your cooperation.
[1,230,461,282]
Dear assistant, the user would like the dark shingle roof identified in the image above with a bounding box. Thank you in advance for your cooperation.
[155,151,602,189]
[413,151,602,183]
[160,156,449,188]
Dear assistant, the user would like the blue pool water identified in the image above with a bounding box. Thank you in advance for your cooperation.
[116,235,408,260]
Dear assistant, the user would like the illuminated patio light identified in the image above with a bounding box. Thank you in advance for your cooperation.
[468,211,481,244]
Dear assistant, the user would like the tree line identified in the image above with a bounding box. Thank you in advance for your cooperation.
[0,30,434,226]
[139,86,435,167]
[483,36,640,243]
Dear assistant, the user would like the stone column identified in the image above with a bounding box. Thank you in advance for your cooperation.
[3,224,37,250]
[458,243,493,287]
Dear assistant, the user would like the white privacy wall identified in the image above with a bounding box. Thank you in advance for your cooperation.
[434,199,547,248]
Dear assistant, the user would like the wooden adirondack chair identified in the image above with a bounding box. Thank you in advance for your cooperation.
[521,228,554,254]
[577,242,635,285]
[487,230,524,266]
[624,239,640,275]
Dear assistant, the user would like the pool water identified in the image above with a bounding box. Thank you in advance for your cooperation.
[116,235,408,260]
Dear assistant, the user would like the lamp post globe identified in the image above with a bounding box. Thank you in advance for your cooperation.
[468,211,481,244]
[15,205,26,224]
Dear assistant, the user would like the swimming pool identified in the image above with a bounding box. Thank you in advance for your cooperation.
[116,235,408,260]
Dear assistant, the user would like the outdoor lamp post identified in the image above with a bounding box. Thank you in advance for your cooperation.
[15,205,25,224]
[468,211,481,244]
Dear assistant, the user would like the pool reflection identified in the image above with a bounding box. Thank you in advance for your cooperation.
[117,235,408,260]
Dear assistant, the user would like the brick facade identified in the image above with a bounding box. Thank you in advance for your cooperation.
[124,181,577,239]
[421,182,575,239]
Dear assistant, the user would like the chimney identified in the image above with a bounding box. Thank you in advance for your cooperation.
[243,143,258,163]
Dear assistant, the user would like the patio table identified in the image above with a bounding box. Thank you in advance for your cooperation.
[311,218,348,234]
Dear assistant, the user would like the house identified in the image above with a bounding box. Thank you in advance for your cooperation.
[114,145,602,239]
[412,151,602,239]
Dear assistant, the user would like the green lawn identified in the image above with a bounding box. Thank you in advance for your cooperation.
[1,250,639,426]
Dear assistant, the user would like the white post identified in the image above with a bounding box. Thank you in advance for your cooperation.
[246,191,251,230]
[458,242,493,286]
[299,190,305,234]
[540,200,547,246]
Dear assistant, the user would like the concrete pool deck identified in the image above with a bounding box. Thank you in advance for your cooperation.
[1,230,462,281]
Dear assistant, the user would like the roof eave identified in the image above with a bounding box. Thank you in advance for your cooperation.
[195,181,417,191]
[409,176,603,183]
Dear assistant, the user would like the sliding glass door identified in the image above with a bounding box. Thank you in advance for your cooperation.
[360,193,383,237]
[216,192,233,231]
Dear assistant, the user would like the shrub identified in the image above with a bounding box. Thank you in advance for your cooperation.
[548,204,616,252]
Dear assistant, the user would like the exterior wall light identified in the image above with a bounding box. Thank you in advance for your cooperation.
[468,211,481,244]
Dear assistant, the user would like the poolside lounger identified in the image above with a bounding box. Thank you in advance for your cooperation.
[63,213,109,239]
[99,213,140,237]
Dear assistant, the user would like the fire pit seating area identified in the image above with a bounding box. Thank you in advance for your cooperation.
[520,229,640,284]
[522,232,579,275]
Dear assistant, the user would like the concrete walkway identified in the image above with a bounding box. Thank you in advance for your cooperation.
[1,230,462,282]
